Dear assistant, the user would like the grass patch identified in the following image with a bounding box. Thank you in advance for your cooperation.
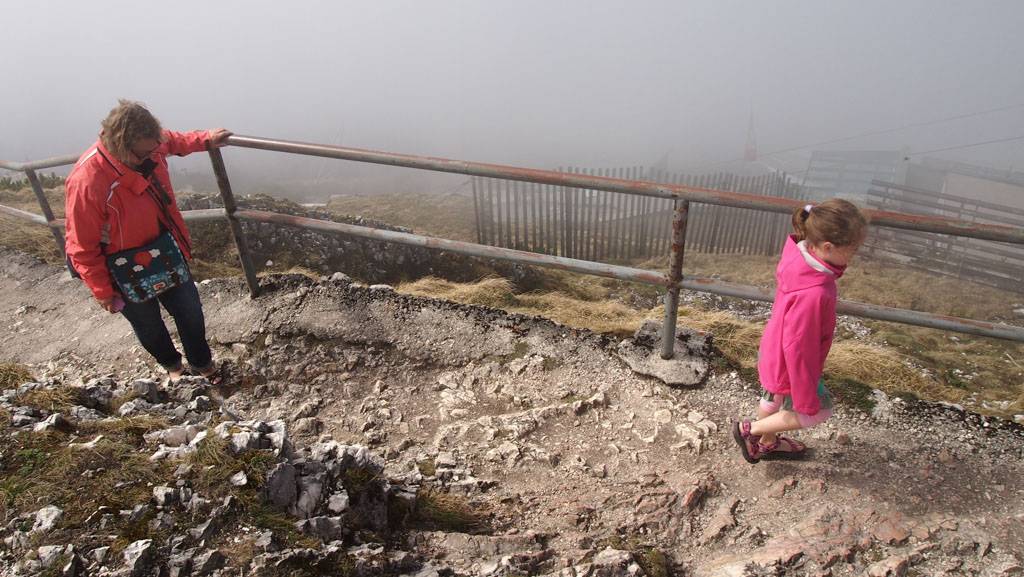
[80,414,170,437]
[186,432,241,494]
[243,496,321,549]
[0,187,66,265]
[14,386,86,414]
[327,191,478,242]
[822,374,876,414]
[340,467,379,496]
[0,362,34,389]
[413,489,486,533]
[396,276,648,337]
[416,459,436,477]
[594,534,670,577]
[0,423,168,526]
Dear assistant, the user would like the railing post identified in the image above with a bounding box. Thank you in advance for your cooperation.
[661,199,690,359]
[208,148,261,298]
[24,169,66,259]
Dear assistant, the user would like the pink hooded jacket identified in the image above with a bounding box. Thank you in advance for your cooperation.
[757,234,846,415]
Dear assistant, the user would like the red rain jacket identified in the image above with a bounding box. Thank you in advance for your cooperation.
[65,130,210,300]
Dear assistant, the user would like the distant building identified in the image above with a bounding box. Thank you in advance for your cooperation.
[906,157,1024,211]
[800,149,908,202]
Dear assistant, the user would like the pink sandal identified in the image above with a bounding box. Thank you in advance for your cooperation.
[732,421,761,464]
[756,434,806,460]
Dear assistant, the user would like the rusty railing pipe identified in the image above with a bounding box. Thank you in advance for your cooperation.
[24,169,66,258]
[661,200,690,359]
[225,135,1024,245]
[0,154,80,172]
[3,136,1024,343]
[208,149,261,298]
[235,208,670,287]
[0,204,50,225]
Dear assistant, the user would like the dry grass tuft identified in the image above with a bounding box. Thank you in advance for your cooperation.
[0,187,67,265]
[81,415,170,437]
[826,342,965,402]
[398,276,648,336]
[0,362,34,389]
[397,276,519,309]
[278,266,322,279]
[190,258,242,282]
[14,386,86,414]
[186,431,234,492]
[646,307,764,367]
[327,192,478,242]
[413,489,486,532]
[0,425,167,525]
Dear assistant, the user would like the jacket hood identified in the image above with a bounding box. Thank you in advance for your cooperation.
[776,234,846,293]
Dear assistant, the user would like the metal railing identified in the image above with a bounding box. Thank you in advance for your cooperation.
[3,135,1024,356]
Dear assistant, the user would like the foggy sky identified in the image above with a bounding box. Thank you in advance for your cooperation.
[3,0,1023,188]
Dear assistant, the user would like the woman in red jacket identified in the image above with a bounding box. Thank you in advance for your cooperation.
[65,100,231,382]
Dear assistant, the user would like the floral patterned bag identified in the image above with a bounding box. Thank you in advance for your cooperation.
[105,230,191,303]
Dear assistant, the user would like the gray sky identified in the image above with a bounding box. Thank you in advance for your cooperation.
[3,0,1023,190]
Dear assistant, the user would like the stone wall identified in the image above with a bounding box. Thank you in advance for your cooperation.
[179,193,531,286]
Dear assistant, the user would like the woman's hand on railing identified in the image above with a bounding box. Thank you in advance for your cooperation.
[208,128,233,148]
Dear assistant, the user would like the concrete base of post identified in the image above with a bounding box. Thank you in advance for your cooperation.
[617,319,713,387]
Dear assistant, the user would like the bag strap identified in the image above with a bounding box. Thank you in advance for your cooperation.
[144,174,192,256]
[93,147,191,256]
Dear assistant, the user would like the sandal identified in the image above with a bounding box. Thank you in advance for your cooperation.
[198,361,225,386]
[732,421,761,464]
[757,434,806,460]
[165,362,186,380]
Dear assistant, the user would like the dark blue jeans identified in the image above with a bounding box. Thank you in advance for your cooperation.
[119,281,212,372]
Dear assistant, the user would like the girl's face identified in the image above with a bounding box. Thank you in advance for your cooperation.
[812,241,861,268]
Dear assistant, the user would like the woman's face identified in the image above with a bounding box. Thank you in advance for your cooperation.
[124,137,160,169]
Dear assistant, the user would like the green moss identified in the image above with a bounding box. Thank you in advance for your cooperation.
[594,534,670,577]
[822,374,876,414]
[941,369,969,390]
[512,341,529,359]
[416,460,436,477]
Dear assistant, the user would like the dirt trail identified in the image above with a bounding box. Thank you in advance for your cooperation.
[2,246,1023,576]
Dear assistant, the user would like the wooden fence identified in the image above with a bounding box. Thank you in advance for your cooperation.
[472,168,805,262]
[864,180,1024,293]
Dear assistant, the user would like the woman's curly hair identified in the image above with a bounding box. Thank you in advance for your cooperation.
[100,99,163,163]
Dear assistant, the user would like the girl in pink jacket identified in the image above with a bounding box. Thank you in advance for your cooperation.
[732,199,869,463]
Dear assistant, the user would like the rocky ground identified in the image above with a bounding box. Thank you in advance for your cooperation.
[2,245,1024,576]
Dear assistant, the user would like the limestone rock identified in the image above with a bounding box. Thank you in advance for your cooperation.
[616,320,712,386]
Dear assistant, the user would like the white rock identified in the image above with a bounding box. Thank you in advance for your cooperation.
[31,505,63,533]
[653,409,673,424]
[327,490,350,514]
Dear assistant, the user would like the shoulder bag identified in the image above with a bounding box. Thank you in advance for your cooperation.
[105,170,192,303]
